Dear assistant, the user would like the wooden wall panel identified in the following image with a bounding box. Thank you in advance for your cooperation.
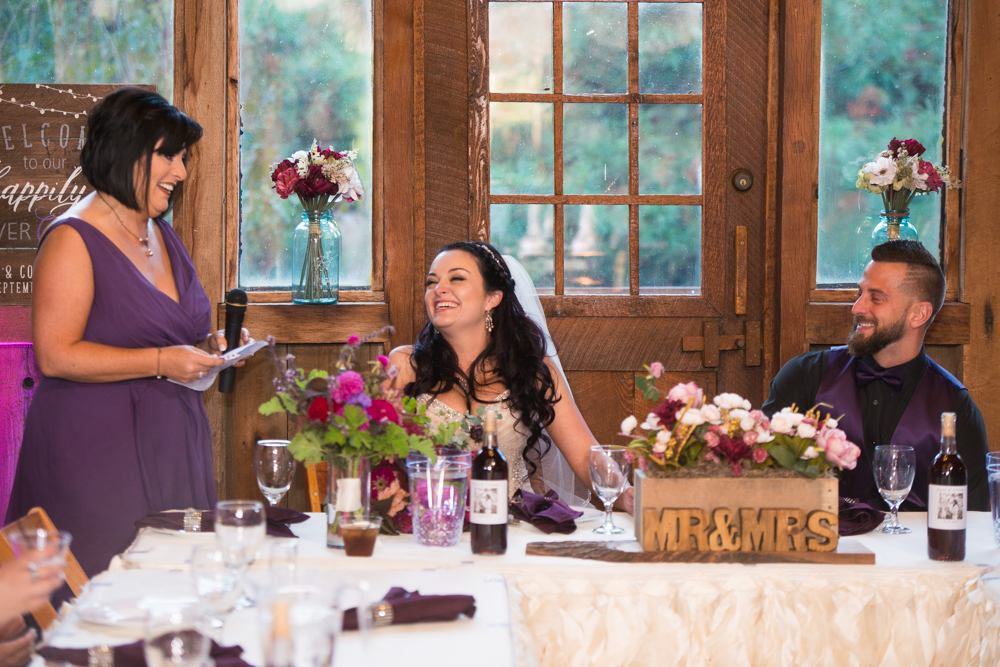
[564,371,633,447]
[550,318,715,372]
[961,0,1000,450]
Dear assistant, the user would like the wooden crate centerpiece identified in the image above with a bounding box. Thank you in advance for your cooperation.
[623,371,863,556]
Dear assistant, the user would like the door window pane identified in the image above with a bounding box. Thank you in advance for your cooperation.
[638,3,702,95]
[491,204,555,292]
[638,103,702,194]
[490,3,552,93]
[639,205,700,293]
[563,103,628,194]
[239,0,373,290]
[491,102,554,195]
[564,3,627,94]
[816,0,948,286]
[564,205,628,294]
[1,0,173,100]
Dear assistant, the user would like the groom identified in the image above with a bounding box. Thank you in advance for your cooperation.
[761,240,989,511]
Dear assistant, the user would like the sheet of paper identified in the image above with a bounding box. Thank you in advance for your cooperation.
[167,339,269,392]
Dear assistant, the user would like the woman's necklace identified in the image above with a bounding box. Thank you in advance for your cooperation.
[99,192,153,257]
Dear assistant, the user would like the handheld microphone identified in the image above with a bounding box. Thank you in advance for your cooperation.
[218,289,248,394]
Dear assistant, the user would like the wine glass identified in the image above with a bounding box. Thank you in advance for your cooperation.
[215,500,265,608]
[255,440,297,507]
[143,605,210,667]
[873,445,915,534]
[190,545,240,632]
[588,445,631,535]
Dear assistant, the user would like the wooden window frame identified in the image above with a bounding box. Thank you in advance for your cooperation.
[778,0,969,366]
[470,0,728,319]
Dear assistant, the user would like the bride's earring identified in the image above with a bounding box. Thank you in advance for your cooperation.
[485,310,494,334]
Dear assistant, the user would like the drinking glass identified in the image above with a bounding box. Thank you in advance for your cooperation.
[215,500,266,608]
[987,453,1000,547]
[268,541,299,587]
[873,445,915,534]
[255,440,297,507]
[190,545,240,632]
[588,445,631,535]
[8,529,72,569]
[143,606,211,667]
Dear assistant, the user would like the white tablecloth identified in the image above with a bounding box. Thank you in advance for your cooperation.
[57,512,1000,667]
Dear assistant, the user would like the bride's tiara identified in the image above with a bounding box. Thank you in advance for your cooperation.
[473,241,511,280]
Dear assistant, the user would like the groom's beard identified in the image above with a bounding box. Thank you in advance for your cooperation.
[846,314,907,358]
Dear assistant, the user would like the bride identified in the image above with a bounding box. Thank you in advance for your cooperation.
[388,241,634,514]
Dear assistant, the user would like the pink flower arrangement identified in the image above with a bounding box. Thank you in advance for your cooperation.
[624,362,862,479]
[856,137,959,211]
[269,140,364,212]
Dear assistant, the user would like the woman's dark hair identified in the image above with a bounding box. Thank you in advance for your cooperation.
[80,86,203,214]
[405,241,559,483]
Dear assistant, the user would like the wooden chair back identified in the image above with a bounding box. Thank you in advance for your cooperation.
[306,461,329,513]
[0,507,90,629]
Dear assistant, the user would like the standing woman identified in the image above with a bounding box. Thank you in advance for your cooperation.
[5,87,239,578]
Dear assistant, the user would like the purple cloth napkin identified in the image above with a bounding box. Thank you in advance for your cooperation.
[509,489,583,535]
[38,641,250,667]
[838,497,885,536]
[135,507,309,538]
[341,587,476,631]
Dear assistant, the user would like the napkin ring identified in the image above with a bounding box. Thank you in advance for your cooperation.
[88,645,112,667]
[183,509,202,532]
[371,602,394,628]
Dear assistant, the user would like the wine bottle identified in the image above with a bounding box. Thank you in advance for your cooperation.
[928,412,967,561]
[471,409,508,554]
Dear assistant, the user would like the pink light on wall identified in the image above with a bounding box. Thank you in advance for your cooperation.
[0,342,39,522]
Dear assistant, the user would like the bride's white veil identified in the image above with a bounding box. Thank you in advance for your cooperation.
[503,254,592,507]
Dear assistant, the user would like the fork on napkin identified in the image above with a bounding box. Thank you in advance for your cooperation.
[135,507,308,538]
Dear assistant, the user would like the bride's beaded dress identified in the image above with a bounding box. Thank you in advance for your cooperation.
[416,391,531,500]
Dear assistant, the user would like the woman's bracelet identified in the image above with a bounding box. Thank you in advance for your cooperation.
[156,347,163,379]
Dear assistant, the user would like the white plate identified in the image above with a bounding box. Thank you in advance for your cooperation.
[569,506,604,523]
[77,597,198,630]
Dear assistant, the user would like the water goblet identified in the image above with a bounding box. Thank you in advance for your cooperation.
[215,500,266,608]
[873,445,915,534]
[987,453,1000,547]
[588,445,631,535]
[190,545,240,633]
[255,440,297,507]
[143,605,211,667]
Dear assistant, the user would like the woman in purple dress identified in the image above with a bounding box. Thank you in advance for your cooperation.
[5,87,244,579]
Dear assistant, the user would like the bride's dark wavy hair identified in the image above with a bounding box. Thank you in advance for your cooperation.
[404,241,559,482]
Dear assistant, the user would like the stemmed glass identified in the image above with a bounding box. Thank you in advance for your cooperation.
[190,545,241,633]
[214,500,266,608]
[255,440,297,507]
[143,605,210,667]
[588,445,631,535]
[873,445,915,534]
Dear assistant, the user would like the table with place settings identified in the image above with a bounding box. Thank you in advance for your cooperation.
[38,511,1000,667]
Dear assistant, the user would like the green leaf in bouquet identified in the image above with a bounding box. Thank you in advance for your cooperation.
[636,376,649,392]
[306,369,329,382]
[288,431,324,465]
[802,464,821,479]
[259,396,287,416]
[644,386,659,401]
[767,444,798,470]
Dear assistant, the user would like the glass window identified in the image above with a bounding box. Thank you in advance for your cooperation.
[816,0,949,286]
[1,1,174,100]
[238,0,373,290]
[486,1,705,295]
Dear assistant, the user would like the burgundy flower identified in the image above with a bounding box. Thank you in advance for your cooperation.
[902,138,926,157]
[468,424,484,444]
[270,160,295,182]
[653,399,686,431]
[714,434,753,475]
[395,507,413,534]
[402,418,427,436]
[887,137,904,157]
[274,168,299,199]
[307,396,330,423]
[367,399,401,425]
[919,160,945,192]
[371,459,398,494]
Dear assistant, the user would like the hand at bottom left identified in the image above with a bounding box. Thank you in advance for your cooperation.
[0,618,36,667]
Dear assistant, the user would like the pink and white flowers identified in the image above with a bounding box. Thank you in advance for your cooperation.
[270,140,364,212]
[855,137,959,212]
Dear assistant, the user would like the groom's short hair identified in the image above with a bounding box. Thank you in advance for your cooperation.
[871,240,945,318]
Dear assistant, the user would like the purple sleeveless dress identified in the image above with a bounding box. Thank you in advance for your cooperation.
[5,217,217,578]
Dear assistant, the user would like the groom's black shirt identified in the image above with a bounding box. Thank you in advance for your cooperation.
[761,348,990,511]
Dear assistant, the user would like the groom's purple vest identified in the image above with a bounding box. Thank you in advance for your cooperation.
[814,347,963,508]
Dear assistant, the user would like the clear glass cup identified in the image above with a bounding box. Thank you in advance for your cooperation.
[190,545,240,632]
[406,449,472,547]
[873,445,915,534]
[255,440,297,507]
[268,542,299,588]
[143,605,211,667]
[215,500,266,608]
[8,529,72,569]
[987,454,1000,548]
[588,445,631,535]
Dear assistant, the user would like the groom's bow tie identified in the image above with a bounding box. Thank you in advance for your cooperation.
[854,360,904,390]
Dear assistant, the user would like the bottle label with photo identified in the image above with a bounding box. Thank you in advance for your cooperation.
[469,479,508,525]
[927,484,967,530]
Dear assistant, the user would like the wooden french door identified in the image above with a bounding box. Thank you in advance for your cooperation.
[468,0,775,442]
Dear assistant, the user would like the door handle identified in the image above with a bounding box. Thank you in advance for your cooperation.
[682,320,761,368]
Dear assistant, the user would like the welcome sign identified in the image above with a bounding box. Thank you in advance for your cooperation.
[0,83,155,304]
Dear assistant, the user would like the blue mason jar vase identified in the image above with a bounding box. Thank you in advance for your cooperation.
[292,209,341,304]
